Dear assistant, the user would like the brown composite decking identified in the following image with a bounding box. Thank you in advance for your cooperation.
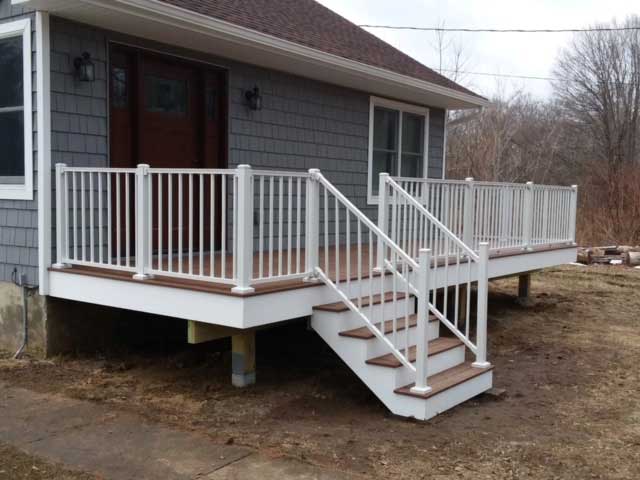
[51,243,575,297]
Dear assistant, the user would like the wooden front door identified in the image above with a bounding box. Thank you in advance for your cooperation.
[109,46,227,257]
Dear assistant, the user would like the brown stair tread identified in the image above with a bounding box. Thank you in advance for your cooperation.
[340,314,436,339]
[313,292,411,313]
[366,337,463,368]
[395,362,494,399]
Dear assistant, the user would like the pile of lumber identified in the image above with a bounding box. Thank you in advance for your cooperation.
[577,246,640,266]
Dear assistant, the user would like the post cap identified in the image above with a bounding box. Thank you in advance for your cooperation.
[526,181,534,185]
[237,164,252,170]
[379,172,390,177]
[465,177,474,182]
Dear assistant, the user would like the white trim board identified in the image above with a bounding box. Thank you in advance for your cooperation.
[0,18,33,201]
[36,11,52,295]
[15,0,488,110]
[367,96,430,205]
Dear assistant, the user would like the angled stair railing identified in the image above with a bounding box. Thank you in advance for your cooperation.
[306,169,423,374]
[378,174,492,379]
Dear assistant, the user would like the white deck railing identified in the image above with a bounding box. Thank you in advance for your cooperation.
[392,177,578,252]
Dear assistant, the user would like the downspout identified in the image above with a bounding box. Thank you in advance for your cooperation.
[12,269,38,359]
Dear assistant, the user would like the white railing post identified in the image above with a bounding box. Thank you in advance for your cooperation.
[133,164,152,280]
[462,177,475,248]
[472,242,491,369]
[569,185,578,244]
[231,165,255,293]
[522,181,534,250]
[305,168,321,281]
[53,163,69,269]
[376,173,389,270]
[411,248,432,394]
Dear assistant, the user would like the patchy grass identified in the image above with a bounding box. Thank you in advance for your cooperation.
[1,265,639,479]
[0,443,97,480]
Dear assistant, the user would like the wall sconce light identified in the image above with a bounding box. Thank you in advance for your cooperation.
[245,86,262,111]
[74,52,95,82]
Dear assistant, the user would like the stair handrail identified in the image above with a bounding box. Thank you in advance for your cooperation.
[380,174,491,371]
[385,176,479,261]
[309,170,421,373]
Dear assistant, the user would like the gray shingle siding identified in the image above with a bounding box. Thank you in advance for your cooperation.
[1,15,446,273]
[0,1,37,284]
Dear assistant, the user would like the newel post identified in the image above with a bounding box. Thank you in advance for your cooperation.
[472,242,491,369]
[569,185,578,244]
[304,168,321,281]
[232,165,255,293]
[133,164,152,280]
[523,181,534,250]
[462,177,475,248]
[411,248,432,394]
[53,163,68,269]
[376,173,389,271]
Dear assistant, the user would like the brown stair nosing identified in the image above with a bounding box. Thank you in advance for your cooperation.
[313,292,412,313]
[366,337,464,368]
[339,314,437,339]
[394,362,494,399]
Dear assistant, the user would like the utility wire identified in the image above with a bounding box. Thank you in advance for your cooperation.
[359,25,640,33]
[439,68,640,86]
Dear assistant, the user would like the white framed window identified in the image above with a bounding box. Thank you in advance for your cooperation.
[367,96,429,204]
[0,18,32,200]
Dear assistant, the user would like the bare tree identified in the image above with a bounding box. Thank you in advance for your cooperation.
[553,15,640,241]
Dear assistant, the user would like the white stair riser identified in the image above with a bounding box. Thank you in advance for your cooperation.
[311,315,480,417]
[391,344,466,388]
[422,369,493,420]
[365,320,440,358]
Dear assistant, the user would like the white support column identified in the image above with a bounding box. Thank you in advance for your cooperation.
[472,242,491,369]
[133,164,152,281]
[569,185,578,244]
[462,177,475,249]
[411,248,432,395]
[522,181,534,250]
[52,163,68,269]
[304,169,320,281]
[376,173,389,270]
[232,165,255,293]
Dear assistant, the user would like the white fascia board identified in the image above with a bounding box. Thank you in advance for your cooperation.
[17,0,488,109]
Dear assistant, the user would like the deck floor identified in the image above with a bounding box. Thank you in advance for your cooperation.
[53,243,575,297]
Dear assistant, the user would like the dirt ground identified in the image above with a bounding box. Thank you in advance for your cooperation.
[1,265,639,479]
[0,443,97,480]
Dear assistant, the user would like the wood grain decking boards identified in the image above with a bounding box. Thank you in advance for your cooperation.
[394,362,494,398]
[366,337,463,368]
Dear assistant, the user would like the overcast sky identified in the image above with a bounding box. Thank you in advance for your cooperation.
[316,0,639,100]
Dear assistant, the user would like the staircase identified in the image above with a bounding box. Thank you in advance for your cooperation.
[305,171,494,420]
[311,293,493,420]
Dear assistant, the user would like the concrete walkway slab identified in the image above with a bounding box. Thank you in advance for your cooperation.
[0,383,360,480]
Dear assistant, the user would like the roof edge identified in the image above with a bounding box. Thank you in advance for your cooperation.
[19,0,489,108]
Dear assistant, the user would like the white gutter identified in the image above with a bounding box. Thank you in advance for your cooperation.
[17,0,488,109]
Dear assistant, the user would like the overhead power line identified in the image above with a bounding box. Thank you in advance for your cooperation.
[438,68,640,87]
[358,25,640,33]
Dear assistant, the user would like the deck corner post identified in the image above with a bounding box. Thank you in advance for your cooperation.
[375,173,389,271]
[231,165,255,294]
[411,248,432,395]
[133,164,152,280]
[523,181,534,251]
[569,185,578,245]
[53,163,69,269]
[304,168,321,281]
[472,242,491,369]
[462,177,475,248]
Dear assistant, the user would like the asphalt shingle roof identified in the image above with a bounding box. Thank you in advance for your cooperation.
[158,0,482,99]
